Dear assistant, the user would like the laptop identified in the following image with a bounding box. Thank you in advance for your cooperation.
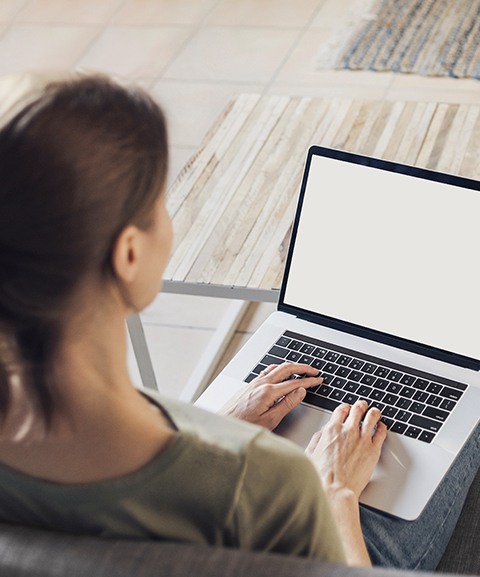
[196,146,480,521]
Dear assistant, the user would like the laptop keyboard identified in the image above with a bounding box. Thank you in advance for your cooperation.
[245,330,467,444]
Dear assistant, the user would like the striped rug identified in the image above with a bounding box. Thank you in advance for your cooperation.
[324,0,480,80]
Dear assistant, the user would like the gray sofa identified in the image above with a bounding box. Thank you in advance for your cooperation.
[0,469,478,577]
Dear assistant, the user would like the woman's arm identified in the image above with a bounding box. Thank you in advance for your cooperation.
[305,401,387,566]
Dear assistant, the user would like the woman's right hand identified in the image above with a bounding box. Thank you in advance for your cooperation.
[305,400,387,500]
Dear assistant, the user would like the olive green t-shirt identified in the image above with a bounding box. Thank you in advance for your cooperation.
[0,392,345,562]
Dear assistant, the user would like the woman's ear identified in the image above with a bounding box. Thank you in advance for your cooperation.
[111,225,143,284]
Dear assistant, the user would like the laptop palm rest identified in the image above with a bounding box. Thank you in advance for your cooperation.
[274,402,452,520]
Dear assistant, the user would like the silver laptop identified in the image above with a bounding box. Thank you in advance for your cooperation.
[196,146,480,521]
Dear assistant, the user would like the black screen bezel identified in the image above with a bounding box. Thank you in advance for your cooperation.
[278,146,480,372]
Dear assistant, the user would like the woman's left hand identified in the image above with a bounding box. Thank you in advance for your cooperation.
[221,362,322,430]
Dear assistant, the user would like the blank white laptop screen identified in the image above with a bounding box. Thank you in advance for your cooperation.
[283,154,480,362]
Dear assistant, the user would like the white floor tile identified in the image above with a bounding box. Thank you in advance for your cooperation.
[0,0,28,23]
[152,80,262,147]
[113,0,220,26]
[141,292,236,331]
[143,323,215,399]
[15,0,124,25]
[77,26,191,80]
[163,27,299,83]
[206,0,323,28]
[0,25,99,75]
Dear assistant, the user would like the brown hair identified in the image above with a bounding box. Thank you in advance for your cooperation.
[0,74,169,429]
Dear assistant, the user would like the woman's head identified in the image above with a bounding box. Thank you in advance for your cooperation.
[0,73,169,429]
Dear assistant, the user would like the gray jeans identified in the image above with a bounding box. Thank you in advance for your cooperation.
[360,422,480,570]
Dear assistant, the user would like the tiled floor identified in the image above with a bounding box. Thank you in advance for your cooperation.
[2,0,478,399]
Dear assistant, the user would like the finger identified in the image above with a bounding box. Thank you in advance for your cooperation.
[347,399,369,427]
[328,402,351,424]
[267,387,306,425]
[362,407,383,436]
[372,420,388,448]
[265,362,322,382]
[306,429,323,453]
[264,373,323,401]
[259,364,278,376]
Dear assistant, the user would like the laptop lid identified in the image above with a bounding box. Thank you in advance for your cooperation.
[279,146,480,372]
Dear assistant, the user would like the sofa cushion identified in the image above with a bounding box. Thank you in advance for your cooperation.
[0,522,467,577]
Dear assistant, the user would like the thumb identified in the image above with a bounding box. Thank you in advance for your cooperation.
[264,388,306,430]
[272,387,306,420]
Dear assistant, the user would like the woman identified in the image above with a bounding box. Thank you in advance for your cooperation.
[0,73,477,570]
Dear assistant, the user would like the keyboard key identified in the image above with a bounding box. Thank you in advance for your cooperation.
[410,402,425,414]
[419,430,435,443]
[286,351,301,362]
[374,366,390,378]
[344,393,359,405]
[289,340,303,350]
[317,385,333,397]
[370,401,385,412]
[299,354,314,365]
[276,336,291,348]
[357,385,373,398]
[322,374,334,384]
[300,344,316,355]
[414,378,429,390]
[374,378,389,390]
[381,417,394,429]
[396,398,412,410]
[424,406,449,422]
[349,370,363,381]
[391,422,408,434]
[370,390,385,402]
[313,347,327,358]
[261,354,283,365]
[363,363,377,374]
[305,392,340,412]
[338,355,352,366]
[312,359,326,371]
[245,373,257,383]
[337,366,351,378]
[413,390,429,403]
[383,406,398,418]
[349,359,364,370]
[410,414,442,432]
[426,394,442,407]
[427,382,443,395]
[400,386,415,398]
[405,426,421,439]
[325,351,339,362]
[440,386,463,401]
[324,362,338,374]
[388,370,403,382]
[269,345,289,358]
[253,363,267,374]
[344,381,359,393]
[396,410,411,422]
[330,389,346,401]
[383,393,399,406]
[361,374,376,386]
[387,382,402,394]
[332,377,346,389]
[400,374,416,386]
[440,398,456,412]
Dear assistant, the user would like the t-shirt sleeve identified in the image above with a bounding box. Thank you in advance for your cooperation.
[223,430,346,562]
